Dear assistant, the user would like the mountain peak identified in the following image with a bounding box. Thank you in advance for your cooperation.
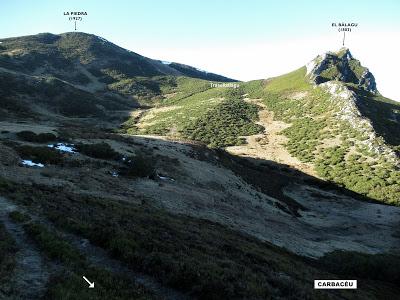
[335,47,352,59]
[0,32,235,82]
[306,48,378,94]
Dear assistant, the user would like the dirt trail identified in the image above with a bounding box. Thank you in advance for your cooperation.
[58,230,190,300]
[0,195,187,299]
[226,98,316,176]
[0,197,51,300]
[18,206,189,300]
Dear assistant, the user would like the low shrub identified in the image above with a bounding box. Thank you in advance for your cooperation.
[318,250,400,285]
[16,131,57,143]
[24,223,84,266]
[182,98,263,148]
[0,224,17,285]
[16,145,63,165]
[9,211,31,223]
[119,155,156,178]
[46,267,153,300]
[75,142,120,160]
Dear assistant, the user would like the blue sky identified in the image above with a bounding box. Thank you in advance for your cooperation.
[1,0,400,99]
[2,0,399,44]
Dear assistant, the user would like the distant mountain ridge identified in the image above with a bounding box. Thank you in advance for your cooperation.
[0,32,236,119]
[0,32,236,82]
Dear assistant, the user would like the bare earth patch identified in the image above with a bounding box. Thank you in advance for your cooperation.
[136,106,181,129]
[226,99,316,176]
[290,91,309,100]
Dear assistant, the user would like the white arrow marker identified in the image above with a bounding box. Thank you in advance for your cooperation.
[82,276,95,288]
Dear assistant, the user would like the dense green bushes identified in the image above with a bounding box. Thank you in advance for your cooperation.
[319,250,400,285]
[283,118,327,162]
[1,176,398,299]
[76,142,120,160]
[182,99,264,148]
[46,267,154,300]
[9,211,31,223]
[119,155,156,178]
[6,209,153,299]
[315,147,400,205]
[74,143,155,177]
[13,185,316,299]
[16,145,63,165]
[24,223,84,265]
[0,224,16,287]
[243,70,400,205]
[16,131,57,143]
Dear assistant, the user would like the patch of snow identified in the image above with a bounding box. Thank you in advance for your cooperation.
[306,60,316,75]
[21,160,44,168]
[97,36,108,43]
[48,143,76,153]
[157,174,175,182]
[161,61,171,65]
[121,157,133,164]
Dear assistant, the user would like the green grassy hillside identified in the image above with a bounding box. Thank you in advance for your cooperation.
[122,78,264,147]
[242,68,400,205]
[125,65,399,204]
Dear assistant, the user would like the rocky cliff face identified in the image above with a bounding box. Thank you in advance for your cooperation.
[306,48,378,94]
[306,48,397,162]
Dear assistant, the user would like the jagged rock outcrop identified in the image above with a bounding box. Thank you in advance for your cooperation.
[306,49,397,162]
[320,81,396,159]
[306,48,378,94]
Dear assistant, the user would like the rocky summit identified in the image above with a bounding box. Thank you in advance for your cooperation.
[307,48,378,93]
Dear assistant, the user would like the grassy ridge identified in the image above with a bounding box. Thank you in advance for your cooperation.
[264,67,310,93]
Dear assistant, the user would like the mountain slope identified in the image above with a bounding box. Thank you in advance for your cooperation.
[0,32,236,82]
[0,32,236,120]
[131,48,400,205]
[1,34,400,299]
[250,51,400,204]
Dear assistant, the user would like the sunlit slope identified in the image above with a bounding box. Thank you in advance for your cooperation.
[129,63,399,204]
[242,67,399,204]
[125,77,264,147]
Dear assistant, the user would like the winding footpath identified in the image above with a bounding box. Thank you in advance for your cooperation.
[0,196,188,300]
[0,197,51,300]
